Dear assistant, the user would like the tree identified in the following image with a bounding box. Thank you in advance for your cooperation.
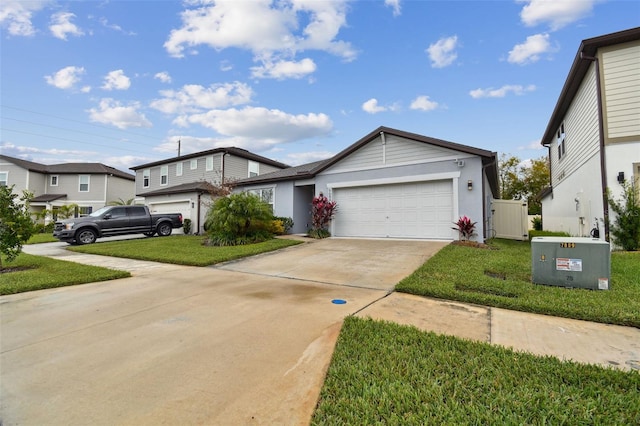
[108,198,135,205]
[0,185,35,268]
[499,154,549,215]
[204,192,273,246]
[607,179,640,251]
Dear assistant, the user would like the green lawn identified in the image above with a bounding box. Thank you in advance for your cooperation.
[26,233,57,244]
[312,317,640,425]
[67,235,303,266]
[1,253,130,295]
[396,239,640,328]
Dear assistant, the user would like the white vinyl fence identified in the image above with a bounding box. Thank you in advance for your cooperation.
[490,199,529,240]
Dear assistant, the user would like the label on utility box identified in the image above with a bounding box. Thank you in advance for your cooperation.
[598,278,609,290]
[556,258,582,272]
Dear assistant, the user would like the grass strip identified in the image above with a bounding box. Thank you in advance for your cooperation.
[312,317,640,425]
[1,253,130,295]
[26,233,58,244]
[396,239,640,328]
[67,235,303,266]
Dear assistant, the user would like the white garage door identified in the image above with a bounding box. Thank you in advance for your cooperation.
[148,201,191,232]
[332,180,454,239]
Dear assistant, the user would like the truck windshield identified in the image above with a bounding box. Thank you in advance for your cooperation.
[89,206,112,217]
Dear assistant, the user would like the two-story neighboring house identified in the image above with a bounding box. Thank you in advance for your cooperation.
[130,147,289,234]
[0,154,135,221]
[539,27,640,241]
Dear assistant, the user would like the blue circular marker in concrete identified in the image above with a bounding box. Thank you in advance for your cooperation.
[332,299,347,304]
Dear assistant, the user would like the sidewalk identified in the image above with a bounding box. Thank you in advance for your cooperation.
[358,292,640,372]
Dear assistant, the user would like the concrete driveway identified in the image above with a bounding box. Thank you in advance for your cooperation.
[1,238,447,425]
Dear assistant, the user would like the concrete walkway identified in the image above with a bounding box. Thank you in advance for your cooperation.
[2,238,639,425]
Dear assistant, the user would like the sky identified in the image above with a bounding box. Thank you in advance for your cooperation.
[1,0,639,173]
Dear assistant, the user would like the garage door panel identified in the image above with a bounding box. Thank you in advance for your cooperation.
[333,180,454,239]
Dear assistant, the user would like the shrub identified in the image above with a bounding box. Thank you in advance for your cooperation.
[452,216,477,241]
[531,215,542,231]
[274,216,294,234]
[204,192,274,246]
[309,193,337,239]
[183,218,192,235]
[607,179,640,251]
[1,186,35,268]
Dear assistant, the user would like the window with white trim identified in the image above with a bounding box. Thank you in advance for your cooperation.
[79,175,90,192]
[160,165,168,186]
[206,156,214,171]
[248,160,259,177]
[176,162,183,176]
[249,188,274,211]
[50,175,58,186]
[78,206,93,216]
[143,169,150,188]
[557,122,566,160]
[0,171,8,187]
[190,159,198,170]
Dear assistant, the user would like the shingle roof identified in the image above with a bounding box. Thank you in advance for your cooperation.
[234,126,499,197]
[30,194,68,202]
[130,146,289,170]
[0,154,135,181]
[139,181,222,197]
[540,27,640,146]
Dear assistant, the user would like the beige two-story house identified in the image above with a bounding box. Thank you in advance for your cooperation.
[0,154,135,221]
[130,147,289,234]
[539,27,640,241]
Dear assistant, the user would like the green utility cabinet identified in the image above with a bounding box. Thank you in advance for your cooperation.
[531,237,610,290]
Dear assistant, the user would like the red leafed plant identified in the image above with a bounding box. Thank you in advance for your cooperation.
[310,193,337,238]
[452,215,477,241]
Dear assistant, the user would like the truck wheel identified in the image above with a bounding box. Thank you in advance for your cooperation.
[157,222,172,237]
[76,228,97,245]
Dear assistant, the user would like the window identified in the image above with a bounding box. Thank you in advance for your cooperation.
[79,175,90,192]
[248,160,259,177]
[206,156,214,171]
[143,169,150,188]
[557,122,566,160]
[109,207,127,218]
[78,206,92,216]
[129,206,147,216]
[176,162,183,176]
[0,172,7,187]
[160,165,168,185]
[190,159,198,170]
[50,175,58,186]
[249,188,274,211]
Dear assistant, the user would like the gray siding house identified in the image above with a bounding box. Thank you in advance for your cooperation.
[235,126,499,241]
[539,27,640,241]
[0,154,135,220]
[131,147,288,233]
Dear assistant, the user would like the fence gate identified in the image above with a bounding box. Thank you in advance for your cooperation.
[490,199,529,240]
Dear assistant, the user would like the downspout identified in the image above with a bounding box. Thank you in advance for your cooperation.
[197,191,201,235]
[580,52,609,241]
[482,157,497,240]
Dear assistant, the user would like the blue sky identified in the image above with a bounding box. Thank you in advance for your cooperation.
[1,0,638,172]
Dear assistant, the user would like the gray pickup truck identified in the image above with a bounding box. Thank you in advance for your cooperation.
[53,205,183,245]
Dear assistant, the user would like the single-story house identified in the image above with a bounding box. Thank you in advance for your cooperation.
[235,126,499,241]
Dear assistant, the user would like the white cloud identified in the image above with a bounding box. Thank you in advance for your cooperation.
[44,65,85,90]
[154,71,172,83]
[284,151,335,166]
[251,58,317,80]
[150,82,253,114]
[164,0,356,76]
[362,98,387,114]
[410,95,439,111]
[508,33,551,65]
[98,17,136,35]
[519,0,596,31]
[49,11,83,40]
[88,98,152,129]
[0,142,97,159]
[182,106,333,149]
[426,35,458,68]
[101,69,131,91]
[469,84,536,99]
[385,0,401,17]
[0,0,49,37]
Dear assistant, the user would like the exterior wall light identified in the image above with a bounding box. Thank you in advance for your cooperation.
[617,171,625,184]
[467,180,473,190]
